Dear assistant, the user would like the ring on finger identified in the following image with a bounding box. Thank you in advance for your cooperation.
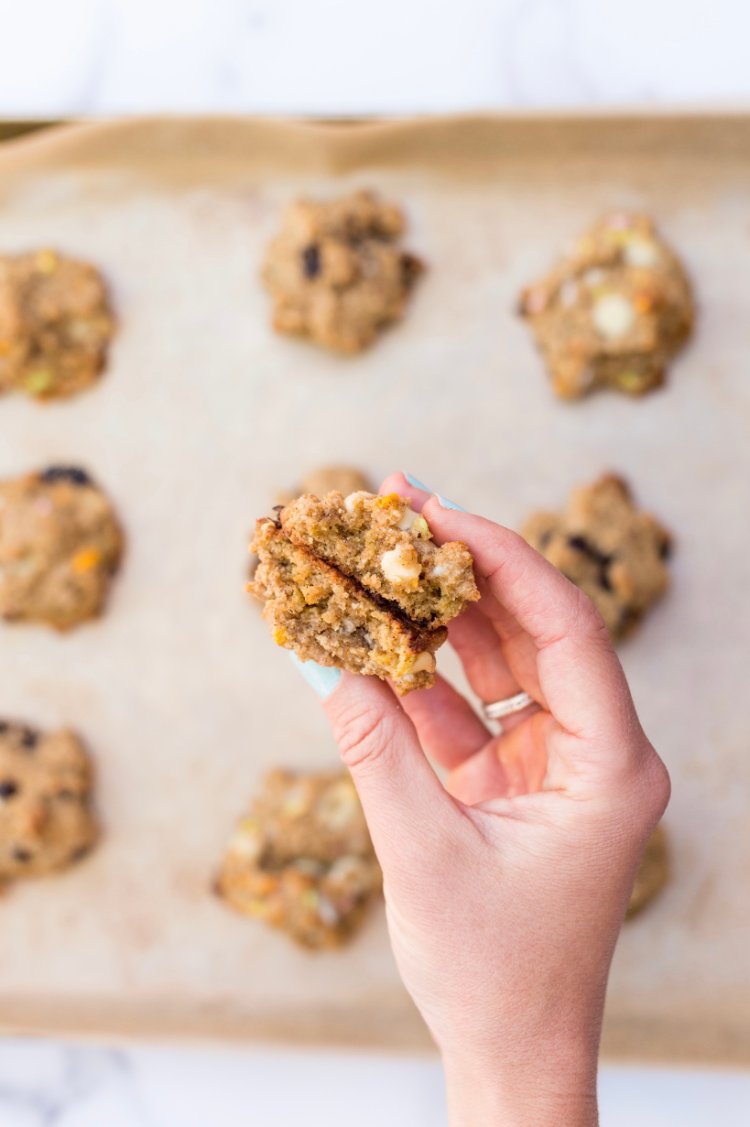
[482,691,537,725]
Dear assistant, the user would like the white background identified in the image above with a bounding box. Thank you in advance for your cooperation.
[2,0,750,1123]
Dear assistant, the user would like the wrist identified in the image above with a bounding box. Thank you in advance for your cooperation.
[442,1040,599,1127]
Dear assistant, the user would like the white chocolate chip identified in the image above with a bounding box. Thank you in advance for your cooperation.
[623,237,660,268]
[381,547,421,585]
[583,267,606,287]
[558,279,579,308]
[431,563,448,578]
[592,293,636,339]
[409,651,436,675]
[229,827,262,861]
[315,894,340,926]
[398,506,419,530]
[343,490,372,514]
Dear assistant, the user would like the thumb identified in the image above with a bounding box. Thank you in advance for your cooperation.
[323,672,456,872]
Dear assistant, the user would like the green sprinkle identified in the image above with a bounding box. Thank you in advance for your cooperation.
[23,368,54,395]
[618,370,645,391]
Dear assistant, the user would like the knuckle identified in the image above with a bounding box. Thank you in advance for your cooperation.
[333,698,395,772]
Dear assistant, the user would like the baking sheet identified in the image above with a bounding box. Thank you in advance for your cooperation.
[0,115,748,1063]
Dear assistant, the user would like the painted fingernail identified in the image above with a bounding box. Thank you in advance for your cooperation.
[405,474,467,512]
[290,653,341,699]
[436,494,467,512]
[404,473,432,493]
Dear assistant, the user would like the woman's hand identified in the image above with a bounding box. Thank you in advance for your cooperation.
[305,473,670,1126]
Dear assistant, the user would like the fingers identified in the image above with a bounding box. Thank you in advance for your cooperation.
[447,712,551,805]
[381,475,523,702]
[421,498,641,748]
[446,604,520,702]
[323,672,458,870]
[398,673,489,770]
[378,471,425,505]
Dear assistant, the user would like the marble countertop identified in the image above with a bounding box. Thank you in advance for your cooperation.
[2,0,750,1122]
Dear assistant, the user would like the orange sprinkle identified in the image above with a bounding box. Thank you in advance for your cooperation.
[71,547,101,574]
[35,249,59,274]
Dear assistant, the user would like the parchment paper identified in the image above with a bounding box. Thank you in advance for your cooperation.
[0,116,748,1063]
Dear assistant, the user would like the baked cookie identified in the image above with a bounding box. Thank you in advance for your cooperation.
[275,464,373,508]
[217,768,381,949]
[280,490,479,628]
[249,491,478,693]
[519,213,694,398]
[626,824,669,919]
[250,515,445,693]
[0,465,124,630]
[522,475,671,640]
[262,190,423,353]
[0,720,98,887]
[249,466,374,585]
[0,250,115,400]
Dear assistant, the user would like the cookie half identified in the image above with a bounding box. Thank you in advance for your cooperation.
[250,517,445,694]
[280,491,479,629]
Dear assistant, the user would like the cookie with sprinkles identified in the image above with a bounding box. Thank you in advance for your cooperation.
[519,213,694,398]
[0,249,115,400]
[0,466,123,630]
[217,768,382,949]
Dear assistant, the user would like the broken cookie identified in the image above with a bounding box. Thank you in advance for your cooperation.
[249,491,478,694]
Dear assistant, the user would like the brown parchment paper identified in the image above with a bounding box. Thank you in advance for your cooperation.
[0,115,748,1064]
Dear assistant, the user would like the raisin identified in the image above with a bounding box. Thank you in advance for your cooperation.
[659,538,672,560]
[20,728,38,751]
[0,780,18,799]
[39,466,92,487]
[301,244,321,279]
[68,843,91,863]
[568,535,593,555]
[400,253,422,288]
[0,721,7,735]
[12,847,32,863]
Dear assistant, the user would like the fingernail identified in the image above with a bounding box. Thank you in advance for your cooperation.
[404,473,432,493]
[436,494,467,512]
[289,653,341,699]
[405,474,466,512]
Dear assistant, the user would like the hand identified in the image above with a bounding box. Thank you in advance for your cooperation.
[316,474,670,1126]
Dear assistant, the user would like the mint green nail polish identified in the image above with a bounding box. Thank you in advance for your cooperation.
[404,473,432,492]
[290,653,341,699]
[437,494,467,512]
